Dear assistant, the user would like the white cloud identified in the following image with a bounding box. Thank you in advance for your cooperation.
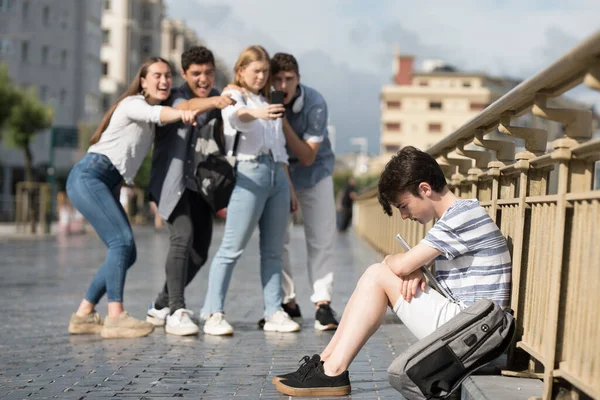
[164,0,600,153]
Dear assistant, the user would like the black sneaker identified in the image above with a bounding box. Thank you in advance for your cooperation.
[271,354,320,384]
[274,356,351,396]
[314,303,338,331]
[258,302,302,329]
[283,302,302,320]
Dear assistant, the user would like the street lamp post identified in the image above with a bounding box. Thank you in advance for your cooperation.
[46,127,56,233]
[350,137,369,175]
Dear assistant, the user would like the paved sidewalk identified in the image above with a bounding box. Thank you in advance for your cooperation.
[0,224,418,399]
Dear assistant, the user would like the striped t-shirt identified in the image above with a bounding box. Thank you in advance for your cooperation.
[421,199,512,307]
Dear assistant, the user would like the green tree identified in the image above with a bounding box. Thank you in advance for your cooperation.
[3,87,53,181]
[0,63,19,140]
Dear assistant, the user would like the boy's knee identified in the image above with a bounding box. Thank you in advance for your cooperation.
[359,263,387,286]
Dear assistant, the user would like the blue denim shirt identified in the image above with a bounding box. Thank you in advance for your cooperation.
[285,84,335,190]
[148,84,220,220]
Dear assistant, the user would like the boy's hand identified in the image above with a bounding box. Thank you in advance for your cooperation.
[212,94,236,109]
[399,269,426,303]
[223,84,250,97]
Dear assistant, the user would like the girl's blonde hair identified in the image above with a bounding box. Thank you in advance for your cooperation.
[232,45,271,99]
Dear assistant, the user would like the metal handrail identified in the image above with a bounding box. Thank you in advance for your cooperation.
[427,30,600,157]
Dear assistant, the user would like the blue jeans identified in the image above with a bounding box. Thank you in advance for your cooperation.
[201,154,290,318]
[66,152,137,304]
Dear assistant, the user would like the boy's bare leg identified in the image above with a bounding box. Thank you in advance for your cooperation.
[319,263,404,376]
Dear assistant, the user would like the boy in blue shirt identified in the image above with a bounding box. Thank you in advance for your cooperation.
[269,53,339,331]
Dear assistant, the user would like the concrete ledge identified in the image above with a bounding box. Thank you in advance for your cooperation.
[461,375,543,400]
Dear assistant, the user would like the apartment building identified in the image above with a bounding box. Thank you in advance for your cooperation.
[380,55,515,157]
[161,18,230,89]
[100,0,163,111]
[0,0,103,218]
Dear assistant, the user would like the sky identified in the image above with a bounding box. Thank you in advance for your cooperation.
[164,0,600,154]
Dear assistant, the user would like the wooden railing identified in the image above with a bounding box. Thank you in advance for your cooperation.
[355,30,600,399]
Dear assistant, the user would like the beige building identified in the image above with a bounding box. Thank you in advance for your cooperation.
[161,19,230,89]
[379,54,515,158]
[0,0,103,218]
[100,0,163,111]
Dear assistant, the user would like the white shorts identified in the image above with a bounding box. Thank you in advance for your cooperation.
[392,286,465,340]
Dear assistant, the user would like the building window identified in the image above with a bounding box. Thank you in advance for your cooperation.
[41,46,49,65]
[60,50,67,68]
[142,4,151,21]
[0,0,12,12]
[102,94,111,111]
[22,0,28,20]
[141,36,152,55]
[385,144,401,153]
[428,123,442,133]
[429,101,442,110]
[59,89,67,104]
[470,103,487,111]
[104,0,111,10]
[21,40,29,63]
[171,34,178,51]
[102,62,108,76]
[462,81,472,88]
[386,123,401,131]
[102,29,110,44]
[42,5,49,26]
[40,85,48,102]
[418,80,428,87]
[0,38,12,56]
[387,101,401,109]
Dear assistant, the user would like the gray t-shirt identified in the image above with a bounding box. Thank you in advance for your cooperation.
[88,95,163,185]
[148,84,219,220]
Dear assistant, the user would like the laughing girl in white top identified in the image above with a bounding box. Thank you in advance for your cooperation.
[201,45,301,335]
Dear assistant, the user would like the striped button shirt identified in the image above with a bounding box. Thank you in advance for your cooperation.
[421,199,512,307]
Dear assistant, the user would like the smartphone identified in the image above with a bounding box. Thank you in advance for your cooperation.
[271,90,285,105]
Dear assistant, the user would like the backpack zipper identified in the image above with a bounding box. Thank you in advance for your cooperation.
[459,317,505,362]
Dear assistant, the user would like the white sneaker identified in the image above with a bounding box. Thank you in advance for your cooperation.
[146,304,169,326]
[165,308,200,336]
[203,312,234,336]
[263,310,301,333]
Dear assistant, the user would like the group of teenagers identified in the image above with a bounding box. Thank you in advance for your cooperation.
[65,44,513,397]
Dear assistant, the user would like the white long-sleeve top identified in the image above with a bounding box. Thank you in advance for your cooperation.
[221,90,288,164]
[87,95,163,184]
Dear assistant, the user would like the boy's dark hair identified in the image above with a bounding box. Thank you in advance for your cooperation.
[271,53,299,75]
[181,46,215,71]
[378,146,447,216]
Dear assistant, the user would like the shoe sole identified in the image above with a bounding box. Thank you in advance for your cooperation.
[258,317,302,329]
[68,324,103,334]
[165,325,200,336]
[101,326,154,339]
[263,323,301,333]
[314,321,338,331]
[275,381,351,396]
[146,315,166,326]
[203,328,234,336]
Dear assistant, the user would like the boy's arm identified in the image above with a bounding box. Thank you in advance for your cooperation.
[175,94,234,113]
[384,242,441,276]
[282,117,320,166]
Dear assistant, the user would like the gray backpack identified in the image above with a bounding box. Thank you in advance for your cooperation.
[387,298,515,399]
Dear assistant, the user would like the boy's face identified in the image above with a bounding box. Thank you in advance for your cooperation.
[394,185,436,224]
[272,70,299,105]
[181,63,215,98]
